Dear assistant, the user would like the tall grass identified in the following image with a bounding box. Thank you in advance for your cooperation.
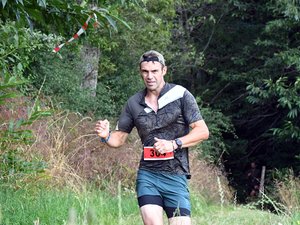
[0,183,295,225]
[276,172,300,214]
[0,110,299,224]
[28,111,140,194]
[0,183,140,225]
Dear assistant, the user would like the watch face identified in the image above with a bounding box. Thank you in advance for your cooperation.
[175,138,182,148]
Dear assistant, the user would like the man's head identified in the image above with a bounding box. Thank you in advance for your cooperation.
[139,50,165,68]
[139,50,167,92]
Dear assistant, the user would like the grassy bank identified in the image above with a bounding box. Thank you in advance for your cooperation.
[0,111,299,225]
[0,183,296,225]
[0,183,140,225]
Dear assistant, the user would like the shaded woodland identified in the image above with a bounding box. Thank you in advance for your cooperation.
[1,0,299,203]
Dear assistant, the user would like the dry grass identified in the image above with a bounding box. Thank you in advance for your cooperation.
[276,173,300,214]
[3,106,232,202]
[189,151,233,203]
[1,101,297,224]
[28,111,140,194]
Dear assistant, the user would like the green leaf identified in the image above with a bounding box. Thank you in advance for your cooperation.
[37,0,47,8]
[94,8,109,14]
[0,81,26,90]
[0,93,20,102]
[1,0,7,8]
[103,14,118,31]
[287,108,298,119]
[24,11,33,33]
[17,0,24,5]
[80,0,86,7]
[15,118,25,129]
[17,62,23,71]
[7,56,15,62]
[111,14,132,30]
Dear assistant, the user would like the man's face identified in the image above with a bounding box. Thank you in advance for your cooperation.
[140,61,167,92]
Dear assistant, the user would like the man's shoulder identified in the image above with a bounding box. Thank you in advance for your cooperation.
[164,83,187,94]
[125,89,146,112]
[123,89,146,119]
[127,89,145,103]
[158,84,187,109]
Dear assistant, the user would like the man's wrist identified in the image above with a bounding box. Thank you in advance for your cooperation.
[171,140,176,152]
[100,131,111,143]
[174,138,182,149]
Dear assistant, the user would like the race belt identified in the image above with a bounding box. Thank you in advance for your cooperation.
[143,146,174,160]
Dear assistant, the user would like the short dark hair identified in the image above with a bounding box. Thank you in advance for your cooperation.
[139,50,165,66]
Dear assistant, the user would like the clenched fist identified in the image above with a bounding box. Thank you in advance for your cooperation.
[95,119,110,139]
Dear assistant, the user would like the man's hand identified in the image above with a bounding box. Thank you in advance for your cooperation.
[153,137,175,154]
[95,119,110,139]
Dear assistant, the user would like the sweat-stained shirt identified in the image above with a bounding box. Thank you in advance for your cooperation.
[116,83,203,178]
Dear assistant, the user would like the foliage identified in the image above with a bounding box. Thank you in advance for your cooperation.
[273,170,300,215]
[1,0,300,208]
[169,0,216,92]
[0,0,177,117]
[27,48,116,117]
[169,0,237,163]
[196,106,235,164]
[247,77,300,141]
[0,20,54,180]
[0,0,130,36]
[91,0,177,116]
[0,0,134,118]
[241,1,300,173]
[169,0,300,201]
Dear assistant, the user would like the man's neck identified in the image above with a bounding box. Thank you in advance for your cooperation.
[146,82,166,97]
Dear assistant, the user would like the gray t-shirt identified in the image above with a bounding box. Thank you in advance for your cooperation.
[117,83,203,177]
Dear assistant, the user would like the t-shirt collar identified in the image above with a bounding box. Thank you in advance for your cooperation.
[139,83,170,106]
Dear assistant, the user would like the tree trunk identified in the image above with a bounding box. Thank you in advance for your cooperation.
[80,45,100,97]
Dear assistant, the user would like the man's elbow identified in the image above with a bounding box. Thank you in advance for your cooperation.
[193,120,209,141]
[203,129,209,140]
[202,121,210,140]
[204,130,209,140]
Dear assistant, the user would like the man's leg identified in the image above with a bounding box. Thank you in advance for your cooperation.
[161,174,191,225]
[169,216,191,225]
[140,204,164,225]
[136,170,166,225]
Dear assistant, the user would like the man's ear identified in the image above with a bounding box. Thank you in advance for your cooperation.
[163,66,167,76]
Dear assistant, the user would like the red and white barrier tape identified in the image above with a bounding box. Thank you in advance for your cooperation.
[53,13,98,53]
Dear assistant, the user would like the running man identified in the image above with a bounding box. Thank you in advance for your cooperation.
[95,50,209,225]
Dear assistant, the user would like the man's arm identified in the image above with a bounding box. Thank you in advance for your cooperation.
[95,119,129,147]
[178,119,209,148]
[153,119,209,154]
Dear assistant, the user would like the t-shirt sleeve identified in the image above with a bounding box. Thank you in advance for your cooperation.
[116,101,134,133]
[182,90,203,125]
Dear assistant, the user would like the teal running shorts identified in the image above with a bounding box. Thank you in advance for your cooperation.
[136,169,191,218]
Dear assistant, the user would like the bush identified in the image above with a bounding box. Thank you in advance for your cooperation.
[0,20,54,183]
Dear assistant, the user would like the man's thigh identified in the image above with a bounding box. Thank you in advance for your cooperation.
[169,216,191,225]
[140,204,164,225]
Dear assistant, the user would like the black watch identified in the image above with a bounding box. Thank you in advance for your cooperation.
[175,138,183,149]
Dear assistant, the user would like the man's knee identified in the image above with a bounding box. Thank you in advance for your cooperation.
[169,216,191,225]
[140,204,164,225]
